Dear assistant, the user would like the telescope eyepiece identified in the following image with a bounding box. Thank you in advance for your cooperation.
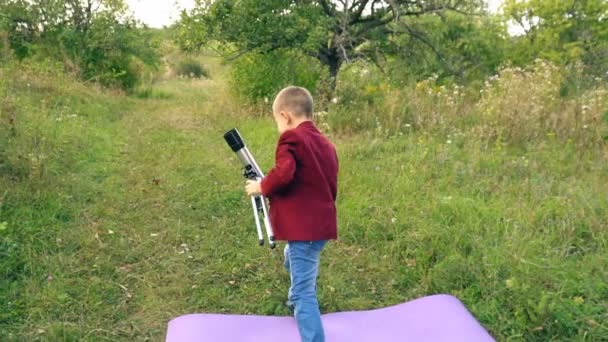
[224,128,245,152]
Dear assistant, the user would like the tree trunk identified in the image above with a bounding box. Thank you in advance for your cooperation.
[317,47,343,91]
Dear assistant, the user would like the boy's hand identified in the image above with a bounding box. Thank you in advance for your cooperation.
[245,180,262,196]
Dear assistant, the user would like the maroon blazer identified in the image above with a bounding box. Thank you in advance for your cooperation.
[260,121,338,241]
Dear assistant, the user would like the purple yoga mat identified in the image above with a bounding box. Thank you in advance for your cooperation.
[166,294,494,341]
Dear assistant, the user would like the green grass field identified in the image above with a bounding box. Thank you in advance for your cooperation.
[1,56,607,341]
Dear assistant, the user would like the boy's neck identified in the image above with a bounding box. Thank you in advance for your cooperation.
[289,118,312,129]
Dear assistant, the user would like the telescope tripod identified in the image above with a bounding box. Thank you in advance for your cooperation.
[225,129,276,249]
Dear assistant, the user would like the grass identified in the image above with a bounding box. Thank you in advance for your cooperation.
[1,55,607,341]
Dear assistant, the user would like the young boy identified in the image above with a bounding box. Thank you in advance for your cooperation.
[245,86,338,342]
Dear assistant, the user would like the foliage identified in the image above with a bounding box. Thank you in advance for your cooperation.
[503,0,608,81]
[385,12,508,84]
[175,57,209,79]
[475,60,607,147]
[228,49,330,107]
[177,0,484,80]
[0,0,160,89]
[325,59,608,150]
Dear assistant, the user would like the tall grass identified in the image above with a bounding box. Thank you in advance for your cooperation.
[325,60,608,150]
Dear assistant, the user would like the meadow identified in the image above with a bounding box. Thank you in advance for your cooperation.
[1,51,607,342]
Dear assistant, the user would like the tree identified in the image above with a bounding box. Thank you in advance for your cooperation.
[504,0,608,80]
[384,12,508,84]
[177,0,483,84]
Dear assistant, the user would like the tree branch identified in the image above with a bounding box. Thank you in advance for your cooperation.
[225,46,259,61]
[396,22,456,75]
[350,0,370,24]
[319,0,335,17]
[225,43,283,61]
[355,14,395,36]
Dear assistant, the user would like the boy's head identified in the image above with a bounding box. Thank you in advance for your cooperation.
[272,86,313,133]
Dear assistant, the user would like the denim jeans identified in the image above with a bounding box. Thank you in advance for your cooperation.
[284,240,327,342]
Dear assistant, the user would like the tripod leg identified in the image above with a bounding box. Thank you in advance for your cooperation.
[259,195,276,249]
[250,196,264,246]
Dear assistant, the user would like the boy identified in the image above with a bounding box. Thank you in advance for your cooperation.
[245,86,338,342]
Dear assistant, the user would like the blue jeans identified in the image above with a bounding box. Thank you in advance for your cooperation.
[284,240,327,342]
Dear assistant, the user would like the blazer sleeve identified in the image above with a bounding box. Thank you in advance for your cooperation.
[260,130,298,197]
[332,148,339,201]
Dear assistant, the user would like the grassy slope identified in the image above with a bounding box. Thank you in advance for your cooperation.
[1,57,607,341]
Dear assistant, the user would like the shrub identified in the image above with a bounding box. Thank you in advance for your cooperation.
[1,2,160,90]
[175,58,209,79]
[228,49,329,108]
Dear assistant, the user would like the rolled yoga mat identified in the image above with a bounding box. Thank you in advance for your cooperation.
[165,294,495,341]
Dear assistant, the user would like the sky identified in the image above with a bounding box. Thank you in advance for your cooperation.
[126,0,196,28]
[127,0,506,28]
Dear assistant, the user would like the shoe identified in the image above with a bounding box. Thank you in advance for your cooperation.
[285,300,295,312]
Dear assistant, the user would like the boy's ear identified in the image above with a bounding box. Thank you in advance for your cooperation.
[280,110,291,123]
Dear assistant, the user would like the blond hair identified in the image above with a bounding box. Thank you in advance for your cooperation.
[273,86,313,118]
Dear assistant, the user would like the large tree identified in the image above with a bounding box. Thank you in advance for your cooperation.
[177,0,483,82]
[504,0,608,79]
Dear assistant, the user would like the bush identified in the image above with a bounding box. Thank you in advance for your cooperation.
[0,2,160,90]
[175,58,209,79]
[228,49,329,108]
[57,15,160,90]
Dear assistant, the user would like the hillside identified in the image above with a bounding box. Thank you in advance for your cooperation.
[1,55,607,341]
